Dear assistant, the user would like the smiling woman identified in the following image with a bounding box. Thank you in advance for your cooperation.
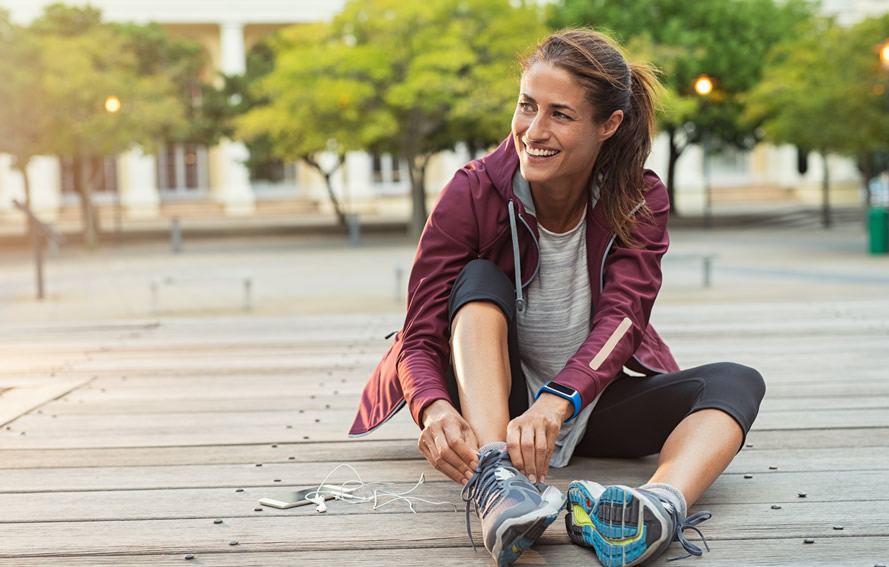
[351,28,765,567]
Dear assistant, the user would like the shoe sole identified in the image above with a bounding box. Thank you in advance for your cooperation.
[566,484,670,567]
[492,485,567,567]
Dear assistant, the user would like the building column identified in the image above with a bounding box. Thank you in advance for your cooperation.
[0,154,60,222]
[215,22,255,216]
[118,148,160,218]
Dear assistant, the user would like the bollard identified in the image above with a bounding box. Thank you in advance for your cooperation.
[395,266,405,303]
[346,213,361,247]
[171,217,182,253]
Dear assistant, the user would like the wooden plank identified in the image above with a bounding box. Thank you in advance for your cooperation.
[0,455,885,502]
[0,443,885,474]
[36,391,889,417]
[745,428,889,450]
[0,538,884,567]
[0,471,886,523]
[0,502,885,558]
[752,409,889,430]
[0,440,419,469]
[0,378,91,427]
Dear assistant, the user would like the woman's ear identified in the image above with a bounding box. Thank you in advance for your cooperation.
[599,110,624,141]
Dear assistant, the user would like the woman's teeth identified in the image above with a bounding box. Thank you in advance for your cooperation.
[526,146,559,157]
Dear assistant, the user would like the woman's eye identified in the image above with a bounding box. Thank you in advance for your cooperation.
[554,111,569,119]
[519,102,534,112]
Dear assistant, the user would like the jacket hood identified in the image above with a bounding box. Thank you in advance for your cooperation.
[475,135,520,200]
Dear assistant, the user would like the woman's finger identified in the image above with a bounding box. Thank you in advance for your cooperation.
[535,427,549,484]
[506,423,524,475]
[520,425,538,483]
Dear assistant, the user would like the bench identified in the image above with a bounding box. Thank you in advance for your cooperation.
[665,253,716,287]
[149,273,253,314]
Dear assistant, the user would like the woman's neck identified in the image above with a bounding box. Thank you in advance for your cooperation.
[530,180,590,233]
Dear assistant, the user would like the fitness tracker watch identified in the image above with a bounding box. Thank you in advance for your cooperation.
[535,381,582,422]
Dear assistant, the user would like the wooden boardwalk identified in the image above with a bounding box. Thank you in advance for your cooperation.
[1,301,888,566]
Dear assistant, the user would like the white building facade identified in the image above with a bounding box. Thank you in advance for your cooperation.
[0,0,878,229]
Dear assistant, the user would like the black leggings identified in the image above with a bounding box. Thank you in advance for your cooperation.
[445,259,765,458]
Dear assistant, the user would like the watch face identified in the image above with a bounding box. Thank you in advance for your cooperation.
[548,382,577,397]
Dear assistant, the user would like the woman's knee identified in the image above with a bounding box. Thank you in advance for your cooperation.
[448,259,516,325]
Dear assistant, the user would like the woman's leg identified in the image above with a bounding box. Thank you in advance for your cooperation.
[451,300,512,445]
[447,260,563,567]
[566,363,764,565]
[647,408,742,507]
[574,361,765,506]
[445,259,529,443]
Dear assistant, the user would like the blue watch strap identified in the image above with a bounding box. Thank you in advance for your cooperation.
[535,381,582,422]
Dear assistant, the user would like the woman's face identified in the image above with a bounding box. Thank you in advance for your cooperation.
[511,62,621,193]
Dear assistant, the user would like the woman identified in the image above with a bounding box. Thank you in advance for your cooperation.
[350,29,764,567]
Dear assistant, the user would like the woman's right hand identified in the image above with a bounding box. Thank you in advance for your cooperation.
[418,399,480,485]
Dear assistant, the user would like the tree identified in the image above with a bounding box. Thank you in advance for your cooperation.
[22,4,201,247]
[550,0,814,214]
[238,0,547,237]
[744,15,889,227]
[0,10,53,228]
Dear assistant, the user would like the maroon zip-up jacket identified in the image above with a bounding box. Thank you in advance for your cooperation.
[349,136,679,437]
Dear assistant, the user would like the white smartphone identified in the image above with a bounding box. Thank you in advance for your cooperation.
[258,484,357,509]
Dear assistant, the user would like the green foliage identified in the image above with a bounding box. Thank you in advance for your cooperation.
[0,12,51,174]
[744,15,889,159]
[237,0,546,233]
[551,0,815,148]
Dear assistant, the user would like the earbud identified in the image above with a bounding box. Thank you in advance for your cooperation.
[309,495,327,513]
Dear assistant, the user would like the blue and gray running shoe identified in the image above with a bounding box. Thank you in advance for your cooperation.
[566,482,711,566]
[461,449,567,567]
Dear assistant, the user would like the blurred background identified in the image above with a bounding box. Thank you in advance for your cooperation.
[1,0,888,322]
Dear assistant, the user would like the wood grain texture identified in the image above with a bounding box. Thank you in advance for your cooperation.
[0,301,886,565]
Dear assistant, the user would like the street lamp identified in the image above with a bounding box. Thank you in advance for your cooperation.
[694,74,714,229]
[105,95,121,114]
[104,95,123,239]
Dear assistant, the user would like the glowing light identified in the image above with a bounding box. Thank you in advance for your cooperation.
[880,41,889,67]
[104,96,121,113]
[694,75,713,96]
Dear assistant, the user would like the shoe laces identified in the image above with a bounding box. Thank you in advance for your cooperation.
[662,501,712,562]
[460,450,515,552]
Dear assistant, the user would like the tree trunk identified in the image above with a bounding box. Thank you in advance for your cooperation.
[14,158,33,241]
[406,153,430,239]
[76,153,99,249]
[666,127,683,216]
[303,155,346,228]
[821,151,831,229]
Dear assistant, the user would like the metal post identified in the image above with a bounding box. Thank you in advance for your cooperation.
[243,277,252,311]
[703,129,712,230]
[347,213,360,247]
[395,266,405,303]
[171,217,182,253]
[31,222,44,300]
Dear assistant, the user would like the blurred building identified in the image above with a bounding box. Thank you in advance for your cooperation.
[0,0,879,231]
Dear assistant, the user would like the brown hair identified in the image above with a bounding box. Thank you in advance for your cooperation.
[522,29,663,246]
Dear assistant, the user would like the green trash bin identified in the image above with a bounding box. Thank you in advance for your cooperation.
[869,207,888,254]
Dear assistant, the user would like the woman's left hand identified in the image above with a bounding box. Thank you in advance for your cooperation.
[506,395,571,484]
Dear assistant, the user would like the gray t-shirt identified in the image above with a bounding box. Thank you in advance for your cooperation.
[513,171,601,467]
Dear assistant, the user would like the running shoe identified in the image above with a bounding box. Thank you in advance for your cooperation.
[566,482,711,566]
[461,449,567,566]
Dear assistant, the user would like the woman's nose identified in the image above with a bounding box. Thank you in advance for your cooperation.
[526,114,547,140]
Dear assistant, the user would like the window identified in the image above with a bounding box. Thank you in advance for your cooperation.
[157,143,208,193]
[60,155,118,194]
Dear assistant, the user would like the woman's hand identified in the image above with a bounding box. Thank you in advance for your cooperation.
[418,399,480,485]
[506,394,572,484]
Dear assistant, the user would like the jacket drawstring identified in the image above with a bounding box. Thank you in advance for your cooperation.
[507,200,525,313]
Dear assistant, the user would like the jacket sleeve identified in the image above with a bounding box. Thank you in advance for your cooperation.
[551,174,670,408]
[397,170,481,427]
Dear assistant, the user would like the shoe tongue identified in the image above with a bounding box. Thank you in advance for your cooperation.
[494,467,516,481]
